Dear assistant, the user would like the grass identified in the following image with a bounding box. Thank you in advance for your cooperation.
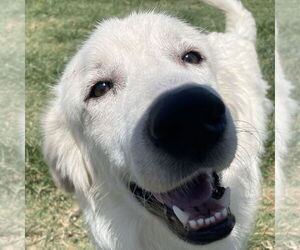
[25,0,274,249]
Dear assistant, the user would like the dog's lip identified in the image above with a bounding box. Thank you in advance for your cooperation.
[128,171,235,244]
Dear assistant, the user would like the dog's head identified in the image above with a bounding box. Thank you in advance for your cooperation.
[43,12,239,244]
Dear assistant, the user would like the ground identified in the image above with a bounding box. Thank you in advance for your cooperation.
[25,0,275,249]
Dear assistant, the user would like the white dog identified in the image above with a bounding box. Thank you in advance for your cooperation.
[42,0,271,249]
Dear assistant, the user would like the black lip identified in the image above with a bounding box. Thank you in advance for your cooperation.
[129,182,235,245]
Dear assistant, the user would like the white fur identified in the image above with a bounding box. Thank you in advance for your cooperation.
[42,0,271,249]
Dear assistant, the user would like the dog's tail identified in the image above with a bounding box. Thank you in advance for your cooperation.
[201,0,256,42]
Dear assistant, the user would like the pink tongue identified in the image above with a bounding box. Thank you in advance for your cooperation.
[153,173,213,209]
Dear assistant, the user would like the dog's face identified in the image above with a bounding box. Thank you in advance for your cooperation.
[47,13,239,245]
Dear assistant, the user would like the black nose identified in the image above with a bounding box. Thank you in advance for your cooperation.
[147,85,227,161]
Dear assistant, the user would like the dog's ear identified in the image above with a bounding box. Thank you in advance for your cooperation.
[42,100,92,193]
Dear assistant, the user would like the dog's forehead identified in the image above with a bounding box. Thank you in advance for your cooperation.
[84,12,205,62]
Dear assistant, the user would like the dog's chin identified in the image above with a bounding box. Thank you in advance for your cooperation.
[128,171,235,245]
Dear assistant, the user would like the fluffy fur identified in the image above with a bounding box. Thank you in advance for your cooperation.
[42,0,271,249]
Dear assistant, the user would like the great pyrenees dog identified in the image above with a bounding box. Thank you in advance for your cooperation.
[42,0,271,249]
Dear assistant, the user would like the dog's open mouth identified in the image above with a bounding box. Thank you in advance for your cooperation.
[129,172,235,244]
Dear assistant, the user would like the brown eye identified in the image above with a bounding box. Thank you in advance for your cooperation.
[90,81,112,98]
[182,51,203,64]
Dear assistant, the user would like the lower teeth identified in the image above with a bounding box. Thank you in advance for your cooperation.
[186,208,229,231]
[171,186,231,230]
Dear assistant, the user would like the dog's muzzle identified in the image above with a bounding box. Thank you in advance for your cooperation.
[128,84,236,245]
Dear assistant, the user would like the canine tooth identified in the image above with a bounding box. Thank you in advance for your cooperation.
[215,212,222,219]
[197,218,204,227]
[221,208,228,217]
[172,206,189,225]
[210,216,216,224]
[204,218,211,225]
[188,220,198,229]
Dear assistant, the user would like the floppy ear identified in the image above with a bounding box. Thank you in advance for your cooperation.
[42,100,92,193]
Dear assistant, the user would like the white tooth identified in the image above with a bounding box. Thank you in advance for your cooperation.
[221,208,228,217]
[188,220,198,229]
[218,188,231,207]
[205,218,211,225]
[215,212,222,219]
[172,206,190,225]
[197,218,204,227]
[210,216,216,224]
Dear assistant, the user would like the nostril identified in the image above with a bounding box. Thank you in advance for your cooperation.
[207,101,226,125]
[148,119,164,141]
[148,114,184,143]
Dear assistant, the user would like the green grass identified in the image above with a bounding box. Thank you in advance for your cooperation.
[25,0,274,249]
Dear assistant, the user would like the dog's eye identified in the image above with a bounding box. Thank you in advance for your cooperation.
[90,81,113,98]
[182,51,203,64]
